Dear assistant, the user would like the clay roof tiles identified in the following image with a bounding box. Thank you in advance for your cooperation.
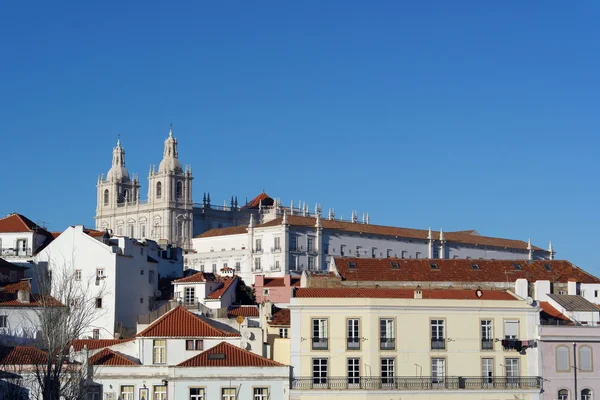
[334,258,600,284]
[194,226,248,238]
[245,192,274,209]
[206,276,238,300]
[227,306,259,318]
[70,339,134,352]
[0,346,47,365]
[176,341,284,367]
[89,348,140,366]
[268,308,290,326]
[173,272,219,283]
[539,301,571,322]
[137,306,239,338]
[262,277,301,288]
[294,287,518,300]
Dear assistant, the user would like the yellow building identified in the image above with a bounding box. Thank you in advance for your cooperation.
[289,287,542,400]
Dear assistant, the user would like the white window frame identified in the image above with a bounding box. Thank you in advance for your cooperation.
[253,387,268,400]
[312,358,328,386]
[184,287,195,305]
[121,386,134,400]
[189,388,205,400]
[347,357,360,386]
[153,385,166,400]
[504,320,519,339]
[431,358,446,386]
[505,358,519,386]
[221,388,236,400]
[482,358,494,385]
[279,328,288,338]
[153,339,166,364]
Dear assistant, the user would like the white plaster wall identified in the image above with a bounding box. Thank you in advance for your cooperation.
[139,337,241,366]
[0,307,41,344]
[581,283,600,305]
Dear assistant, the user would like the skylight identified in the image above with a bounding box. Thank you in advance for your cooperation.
[543,263,552,271]
[208,353,226,360]
[430,263,439,270]
[471,264,480,270]
[513,263,522,270]
[348,262,357,269]
[390,262,399,269]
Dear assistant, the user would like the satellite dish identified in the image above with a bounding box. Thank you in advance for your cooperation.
[526,297,534,306]
[239,340,248,350]
[475,289,483,298]
[243,331,251,340]
[154,290,162,297]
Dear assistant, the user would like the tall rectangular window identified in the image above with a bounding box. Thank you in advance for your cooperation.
[255,239,262,252]
[235,262,241,272]
[274,237,281,250]
[340,245,346,256]
[431,320,445,350]
[290,236,297,251]
[75,270,82,281]
[153,385,166,400]
[184,287,195,305]
[347,319,360,350]
[431,358,446,386]
[312,318,328,350]
[380,318,395,350]
[153,339,166,364]
[253,388,268,400]
[92,329,100,340]
[221,388,236,400]
[312,358,328,386]
[347,358,360,386]
[121,386,134,400]
[308,256,315,270]
[95,298,102,308]
[140,224,146,237]
[381,358,395,385]
[505,358,519,386]
[504,320,519,339]
[0,315,7,328]
[482,358,494,385]
[149,270,155,284]
[307,238,314,252]
[481,320,493,350]
[189,388,205,400]
[254,258,261,271]
[128,225,134,238]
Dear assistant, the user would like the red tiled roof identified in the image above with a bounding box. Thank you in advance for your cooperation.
[174,272,219,283]
[294,288,518,300]
[71,339,134,352]
[207,277,237,299]
[0,213,54,251]
[0,294,64,308]
[137,307,239,338]
[262,277,301,288]
[89,348,139,366]
[0,346,47,365]
[333,258,600,284]
[260,215,544,251]
[195,225,247,238]
[0,280,31,293]
[268,308,290,326]
[176,341,284,367]
[228,306,259,318]
[539,301,571,322]
[245,192,274,209]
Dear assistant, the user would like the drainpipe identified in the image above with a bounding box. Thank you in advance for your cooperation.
[573,342,577,399]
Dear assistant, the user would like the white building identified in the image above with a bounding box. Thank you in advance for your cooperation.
[186,212,553,284]
[172,269,238,310]
[33,225,175,339]
[84,306,289,400]
[0,213,54,267]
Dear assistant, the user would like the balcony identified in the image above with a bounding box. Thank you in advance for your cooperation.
[252,248,263,254]
[347,337,360,350]
[481,338,494,350]
[291,376,542,390]
[312,337,328,350]
[431,338,446,350]
[380,338,395,350]
[0,248,33,257]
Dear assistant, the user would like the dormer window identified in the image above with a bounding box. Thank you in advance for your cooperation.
[348,262,357,269]
[430,263,439,270]
[390,262,399,269]
[513,263,522,270]
[471,264,480,270]
[543,263,552,271]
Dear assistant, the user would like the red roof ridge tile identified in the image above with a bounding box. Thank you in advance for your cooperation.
[0,345,47,365]
[89,348,139,366]
[137,306,239,338]
[176,341,284,367]
[70,338,135,352]
[207,276,238,300]
[294,287,518,300]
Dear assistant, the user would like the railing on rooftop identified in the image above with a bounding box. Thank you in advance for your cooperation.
[291,376,542,391]
[193,203,241,212]
[0,248,33,257]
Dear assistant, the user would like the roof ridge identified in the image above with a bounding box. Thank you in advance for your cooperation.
[137,306,239,338]
[176,341,284,367]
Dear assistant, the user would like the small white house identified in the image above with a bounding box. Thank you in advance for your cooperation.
[172,269,238,310]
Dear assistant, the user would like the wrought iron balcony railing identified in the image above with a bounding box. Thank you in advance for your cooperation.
[347,337,360,350]
[380,338,395,350]
[312,337,328,350]
[481,338,494,350]
[431,338,446,350]
[291,376,542,390]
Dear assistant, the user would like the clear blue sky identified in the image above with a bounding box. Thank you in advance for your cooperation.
[1,1,598,275]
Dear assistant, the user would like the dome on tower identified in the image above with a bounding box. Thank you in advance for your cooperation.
[158,125,183,174]
[107,138,130,181]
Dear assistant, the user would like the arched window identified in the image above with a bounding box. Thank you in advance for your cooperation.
[176,181,183,198]
[558,389,569,400]
[579,346,593,371]
[556,346,570,372]
[103,189,109,206]
[582,389,592,400]
[123,189,129,202]
[156,182,162,199]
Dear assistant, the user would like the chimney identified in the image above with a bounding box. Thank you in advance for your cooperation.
[17,289,30,303]
[414,286,423,299]
[283,274,291,287]
[255,275,265,287]
[533,280,551,302]
[515,278,529,299]
[567,279,579,296]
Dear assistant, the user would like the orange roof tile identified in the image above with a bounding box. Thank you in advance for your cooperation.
[0,280,31,293]
[228,306,259,318]
[262,277,301,288]
[89,348,139,366]
[0,346,47,365]
[195,225,247,238]
[0,213,54,251]
[268,308,290,326]
[71,339,134,352]
[176,342,284,367]
[333,258,600,284]
[174,272,219,283]
[539,301,571,322]
[245,192,274,209]
[294,287,518,300]
[137,306,239,338]
[207,277,237,299]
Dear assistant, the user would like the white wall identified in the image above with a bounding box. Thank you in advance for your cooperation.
[0,307,41,345]
[139,337,241,366]
[581,283,600,305]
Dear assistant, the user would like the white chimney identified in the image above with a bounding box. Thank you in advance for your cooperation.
[414,287,423,299]
[515,278,529,299]
[568,280,579,296]
[533,280,551,302]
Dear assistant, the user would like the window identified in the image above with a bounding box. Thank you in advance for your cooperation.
[255,239,262,251]
[274,237,281,250]
[582,389,592,400]
[504,320,519,339]
[401,250,407,259]
[386,249,392,258]
[312,318,328,350]
[347,319,360,350]
[263,288,269,296]
[212,263,217,273]
[544,263,552,271]
[579,346,593,371]
[140,223,146,237]
[96,268,105,278]
[254,258,261,271]
[340,245,346,256]
[431,358,446,385]
[348,262,357,269]
[95,298,102,308]
[279,328,288,338]
[505,358,519,386]
[235,262,241,272]
[189,388,205,400]
[253,388,268,400]
[290,236,298,251]
[433,249,439,258]
[149,270,155,284]
[140,269,144,275]
[471,263,480,270]
[513,263,522,270]
[308,256,315,270]
[176,181,183,198]
[185,287,195,305]
[121,386,134,400]
[156,182,162,199]
[140,297,144,304]
[481,358,494,385]
[381,358,395,385]
[0,315,7,328]
[274,260,280,270]
[153,385,166,400]
[431,320,445,350]
[556,346,570,371]
[75,270,82,281]
[557,389,569,400]
[595,290,599,298]
[307,238,314,252]
[347,358,360,386]
[371,247,377,258]
[416,252,421,259]
[323,243,329,254]
[355,246,361,257]
[153,339,166,364]
[221,388,236,400]
[103,189,109,206]
[312,358,328,386]
[380,318,395,350]
[430,263,439,270]
[93,329,100,340]
[390,262,399,269]
[186,339,203,351]
[481,320,493,350]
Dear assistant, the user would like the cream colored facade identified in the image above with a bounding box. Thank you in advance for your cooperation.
[289,293,542,400]
[266,324,291,365]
